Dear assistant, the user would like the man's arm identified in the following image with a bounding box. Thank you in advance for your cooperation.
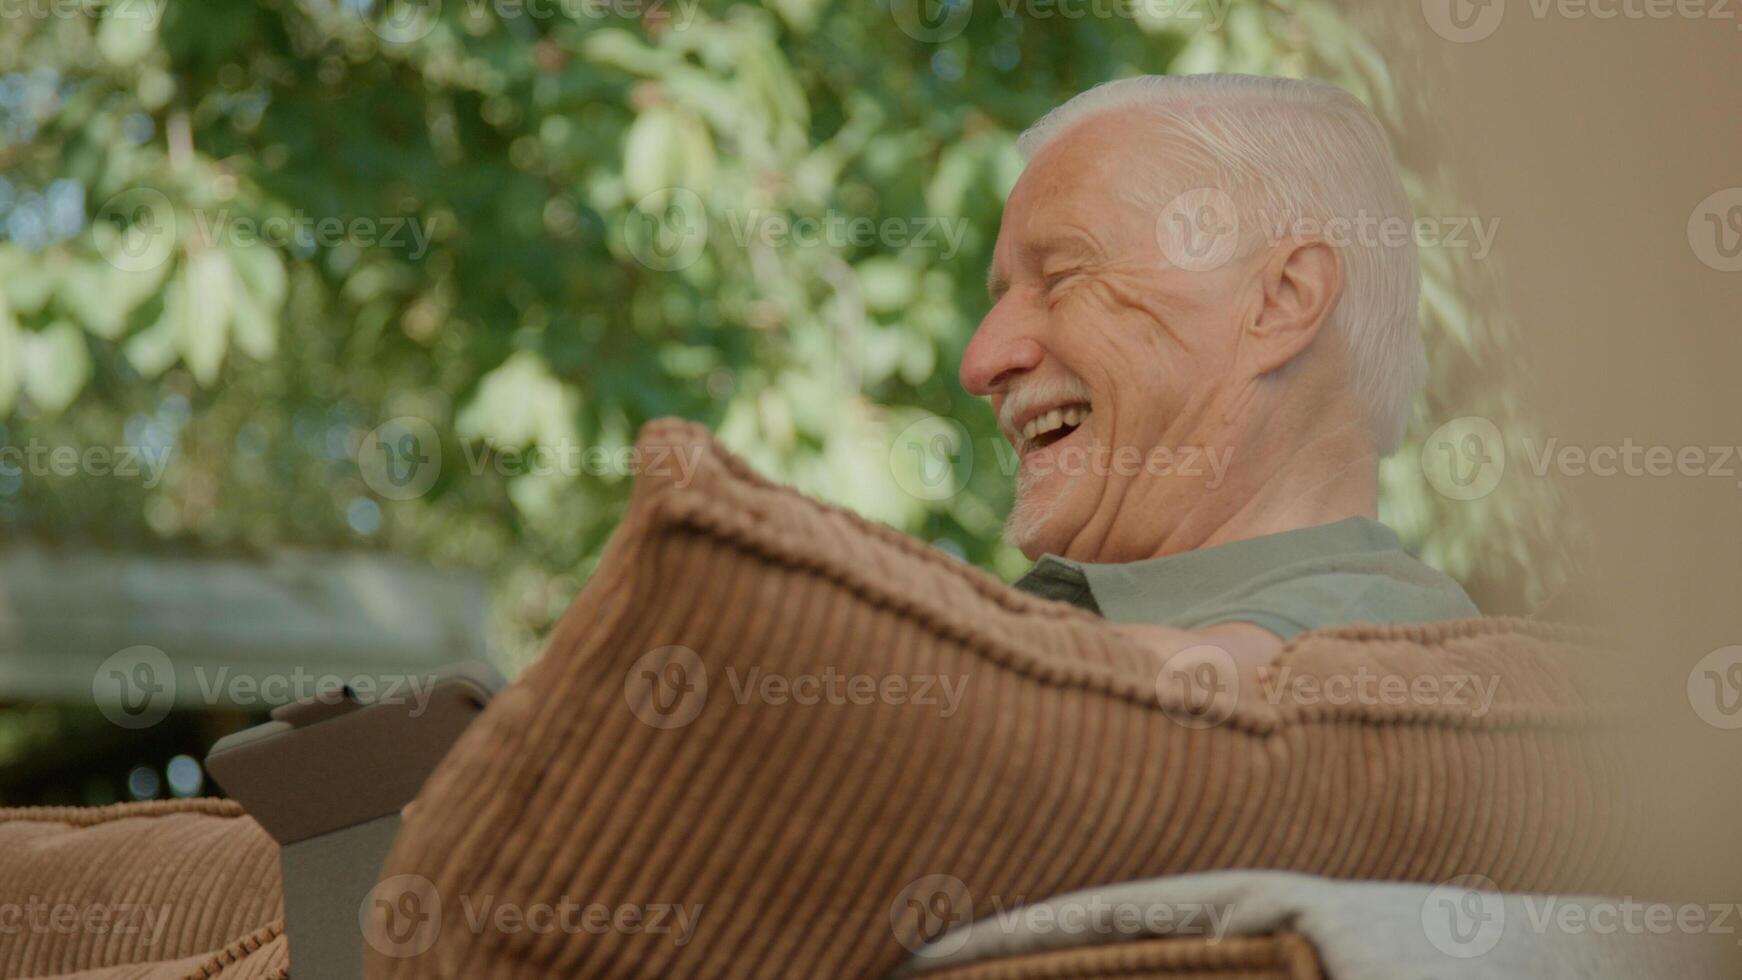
[1110,620,1284,669]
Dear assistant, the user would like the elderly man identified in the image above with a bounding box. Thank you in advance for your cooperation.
[960,74,1476,665]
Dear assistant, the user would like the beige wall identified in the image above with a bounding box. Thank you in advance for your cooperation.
[1383,4,1740,898]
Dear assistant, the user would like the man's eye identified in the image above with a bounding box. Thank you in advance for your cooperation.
[1043,271,1080,293]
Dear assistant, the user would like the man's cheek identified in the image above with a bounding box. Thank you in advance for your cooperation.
[1053,443,1092,479]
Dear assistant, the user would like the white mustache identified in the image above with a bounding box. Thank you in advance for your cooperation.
[997,376,1094,439]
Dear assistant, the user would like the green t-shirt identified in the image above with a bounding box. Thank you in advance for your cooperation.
[1011,517,1477,640]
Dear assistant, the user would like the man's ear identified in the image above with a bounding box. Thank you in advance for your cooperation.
[1246,237,1343,375]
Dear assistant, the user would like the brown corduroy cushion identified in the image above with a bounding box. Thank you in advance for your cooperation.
[29,925,288,980]
[368,418,1643,980]
[918,934,1324,980]
[0,800,286,980]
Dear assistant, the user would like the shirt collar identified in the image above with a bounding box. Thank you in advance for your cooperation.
[1012,517,1404,622]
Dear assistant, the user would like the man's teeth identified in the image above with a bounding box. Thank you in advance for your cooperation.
[1019,405,1091,445]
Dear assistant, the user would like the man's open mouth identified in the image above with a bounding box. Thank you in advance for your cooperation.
[1018,403,1092,457]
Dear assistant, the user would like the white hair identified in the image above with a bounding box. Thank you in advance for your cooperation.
[1017,74,1426,455]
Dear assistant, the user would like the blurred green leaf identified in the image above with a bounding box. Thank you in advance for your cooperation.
[20,322,91,415]
[1,246,55,316]
[97,7,159,67]
[0,295,18,417]
[178,248,232,387]
[457,351,580,450]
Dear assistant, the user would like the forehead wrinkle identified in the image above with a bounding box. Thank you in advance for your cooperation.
[1015,224,1110,277]
[992,118,1169,300]
[1029,108,1252,257]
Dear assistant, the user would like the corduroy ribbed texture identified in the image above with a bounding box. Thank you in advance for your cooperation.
[917,934,1323,980]
[367,418,1645,980]
[26,925,289,980]
[0,800,285,980]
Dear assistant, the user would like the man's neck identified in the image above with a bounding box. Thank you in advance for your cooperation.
[1070,412,1379,564]
[1188,425,1379,553]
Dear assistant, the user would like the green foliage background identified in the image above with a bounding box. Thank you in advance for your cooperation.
[0,0,1560,674]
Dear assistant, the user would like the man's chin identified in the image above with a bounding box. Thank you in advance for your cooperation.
[1002,479,1074,559]
[1001,520,1047,560]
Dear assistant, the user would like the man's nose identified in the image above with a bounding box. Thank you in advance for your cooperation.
[959,304,1045,396]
